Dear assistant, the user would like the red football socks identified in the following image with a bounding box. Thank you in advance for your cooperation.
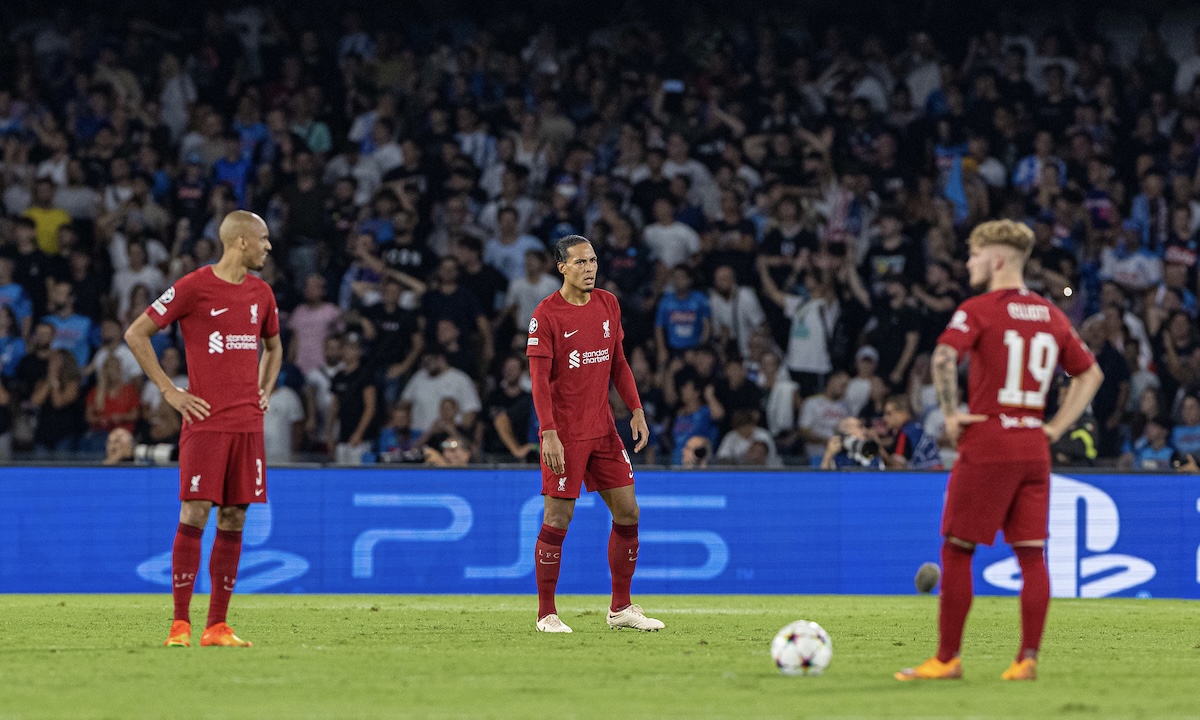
[609,522,639,612]
[206,529,243,629]
[1015,545,1050,660]
[535,524,567,619]
[171,523,204,622]
[936,540,975,663]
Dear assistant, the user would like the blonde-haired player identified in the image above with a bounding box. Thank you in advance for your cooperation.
[896,220,1104,681]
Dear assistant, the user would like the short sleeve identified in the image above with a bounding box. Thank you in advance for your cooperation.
[147,274,193,329]
[936,302,982,355]
[526,311,552,358]
[1056,313,1096,377]
[262,289,281,338]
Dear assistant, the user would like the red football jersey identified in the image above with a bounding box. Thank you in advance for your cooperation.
[937,287,1095,460]
[526,288,622,442]
[147,266,280,433]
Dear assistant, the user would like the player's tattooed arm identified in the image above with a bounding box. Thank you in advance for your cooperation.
[931,343,959,416]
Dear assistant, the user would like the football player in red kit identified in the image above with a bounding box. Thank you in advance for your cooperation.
[125,210,282,648]
[526,235,662,633]
[896,220,1103,681]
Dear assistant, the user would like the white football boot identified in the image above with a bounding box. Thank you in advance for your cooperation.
[606,604,665,631]
[536,613,573,633]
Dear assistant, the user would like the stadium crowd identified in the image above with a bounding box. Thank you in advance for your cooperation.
[0,2,1199,469]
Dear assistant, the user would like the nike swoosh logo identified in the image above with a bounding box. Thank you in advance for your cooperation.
[223,586,235,591]
[539,560,558,564]
[255,489,265,496]
[210,308,229,316]
[174,582,191,588]
[564,330,579,337]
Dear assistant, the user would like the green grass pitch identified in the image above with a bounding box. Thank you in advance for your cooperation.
[0,594,1197,719]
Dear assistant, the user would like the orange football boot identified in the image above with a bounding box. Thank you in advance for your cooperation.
[895,656,963,681]
[163,620,191,647]
[200,622,253,647]
[1001,657,1037,681]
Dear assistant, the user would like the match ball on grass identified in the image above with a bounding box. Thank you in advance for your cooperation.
[770,620,832,676]
[915,562,941,593]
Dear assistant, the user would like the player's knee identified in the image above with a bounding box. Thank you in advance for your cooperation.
[613,503,639,526]
[216,505,247,531]
[179,501,212,527]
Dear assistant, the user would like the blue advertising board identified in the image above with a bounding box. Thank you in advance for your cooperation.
[0,467,1196,598]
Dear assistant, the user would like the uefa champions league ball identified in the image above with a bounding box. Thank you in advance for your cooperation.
[770,620,833,676]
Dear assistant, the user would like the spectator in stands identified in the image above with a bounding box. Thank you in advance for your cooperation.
[327,334,377,464]
[503,250,559,350]
[716,409,780,467]
[111,240,165,319]
[679,434,713,469]
[32,349,85,455]
[799,370,850,465]
[377,401,421,463]
[819,416,884,469]
[1172,395,1200,459]
[422,431,472,467]
[484,206,544,282]
[42,281,96,367]
[0,306,25,379]
[361,277,423,401]
[866,276,922,390]
[643,197,701,270]
[669,378,724,465]
[420,258,493,372]
[303,335,343,451]
[0,257,33,338]
[708,264,766,360]
[264,377,305,463]
[880,394,943,470]
[655,266,711,366]
[844,345,880,417]
[141,345,184,446]
[1121,416,1184,470]
[289,274,343,376]
[22,178,72,255]
[757,256,836,397]
[400,349,481,434]
[83,356,140,453]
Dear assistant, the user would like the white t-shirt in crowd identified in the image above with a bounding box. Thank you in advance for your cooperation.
[264,385,305,463]
[643,221,701,269]
[798,394,849,460]
[400,366,482,432]
[506,273,560,331]
[783,295,837,375]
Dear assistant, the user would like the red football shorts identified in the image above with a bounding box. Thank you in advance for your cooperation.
[941,453,1051,545]
[178,431,267,506]
[541,430,635,499]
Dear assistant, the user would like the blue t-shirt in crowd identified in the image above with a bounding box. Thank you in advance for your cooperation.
[0,282,33,326]
[671,405,718,464]
[43,313,98,367]
[213,156,253,207]
[233,121,269,161]
[484,235,545,282]
[895,420,943,470]
[0,335,25,377]
[656,291,710,351]
[1127,438,1177,470]
[1170,424,1200,458]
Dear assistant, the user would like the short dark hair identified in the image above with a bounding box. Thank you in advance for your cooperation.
[554,235,592,264]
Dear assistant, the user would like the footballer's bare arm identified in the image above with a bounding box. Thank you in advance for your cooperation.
[124,313,211,423]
